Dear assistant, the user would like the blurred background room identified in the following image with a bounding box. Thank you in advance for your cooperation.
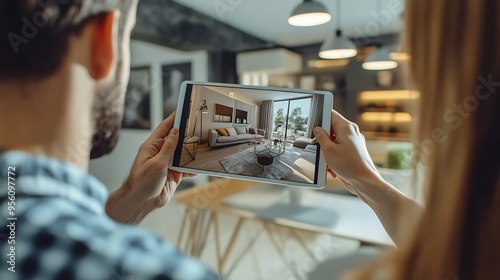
[89,0,417,279]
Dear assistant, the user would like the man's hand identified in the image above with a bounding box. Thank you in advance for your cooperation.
[106,112,195,224]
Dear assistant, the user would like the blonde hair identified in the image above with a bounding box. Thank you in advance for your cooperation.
[351,0,500,279]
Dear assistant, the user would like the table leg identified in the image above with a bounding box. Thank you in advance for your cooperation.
[214,214,222,274]
[263,223,303,279]
[176,207,191,248]
[193,210,208,256]
[290,229,317,261]
[219,218,245,274]
[194,211,215,257]
[187,210,200,255]
[225,222,264,277]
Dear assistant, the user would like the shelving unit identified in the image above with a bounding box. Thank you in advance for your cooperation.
[357,90,418,141]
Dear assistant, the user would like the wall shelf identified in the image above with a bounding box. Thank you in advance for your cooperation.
[357,90,418,141]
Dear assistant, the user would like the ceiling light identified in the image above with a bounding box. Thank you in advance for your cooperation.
[363,46,398,70]
[288,0,331,27]
[319,30,358,59]
[318,0,357,60]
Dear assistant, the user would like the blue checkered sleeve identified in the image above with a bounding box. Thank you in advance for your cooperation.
[0,196,221,280]
[0,151,221,280]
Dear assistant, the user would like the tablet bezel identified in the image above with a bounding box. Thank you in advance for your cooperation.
[170,81,333,189]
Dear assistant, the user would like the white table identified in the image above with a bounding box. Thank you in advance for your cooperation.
[222,185,393,247]
[175,179,392,278]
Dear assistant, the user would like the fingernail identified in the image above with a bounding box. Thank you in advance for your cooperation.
[314,127,321,134]
[169,128,179,136]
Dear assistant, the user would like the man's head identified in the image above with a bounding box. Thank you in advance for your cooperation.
[0,0,138,160]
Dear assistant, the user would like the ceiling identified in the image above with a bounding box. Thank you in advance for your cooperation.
[172,0,405,47]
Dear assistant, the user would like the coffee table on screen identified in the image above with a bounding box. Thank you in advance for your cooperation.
[248,140,265,155]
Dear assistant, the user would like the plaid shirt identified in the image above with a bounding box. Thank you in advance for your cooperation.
[0,151,220,280]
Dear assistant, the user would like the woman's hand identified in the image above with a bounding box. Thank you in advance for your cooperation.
[106,112,195,224]
[314,110,382,195]
[314,110,423,246]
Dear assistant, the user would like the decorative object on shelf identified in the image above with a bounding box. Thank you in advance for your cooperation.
[319,0,357,59]
[214,103,233,123]
[235,108,249,124]
[288,0,331,27]
[388,126,399,134]
[360,105,404,113]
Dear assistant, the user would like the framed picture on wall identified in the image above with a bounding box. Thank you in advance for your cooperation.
[122,66,151,130]
[163,62,192,119]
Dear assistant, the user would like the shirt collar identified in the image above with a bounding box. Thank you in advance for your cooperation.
[0,151,108,214]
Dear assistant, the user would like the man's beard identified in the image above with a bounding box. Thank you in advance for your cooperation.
[88,0,136,160]
[89,79,125,159]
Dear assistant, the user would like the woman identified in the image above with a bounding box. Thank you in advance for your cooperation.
[313,0,499,279]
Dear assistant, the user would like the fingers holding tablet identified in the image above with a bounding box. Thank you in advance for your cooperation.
[314,110,380,189]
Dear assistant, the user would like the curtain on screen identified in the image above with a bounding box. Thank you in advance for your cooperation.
[259,100,273,139]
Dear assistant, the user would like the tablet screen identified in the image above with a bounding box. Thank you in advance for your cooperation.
[172,83,331,187]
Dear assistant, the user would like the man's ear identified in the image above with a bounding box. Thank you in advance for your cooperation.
[88,12,116,80]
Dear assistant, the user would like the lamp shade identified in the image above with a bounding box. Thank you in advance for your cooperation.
[319,30,358,59]
[288,0,331,27]
[200,100,209,113]
[362,47,398,70]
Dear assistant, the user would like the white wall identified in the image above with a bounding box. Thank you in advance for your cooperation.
[194,87,259,141]
[89,40,209,190]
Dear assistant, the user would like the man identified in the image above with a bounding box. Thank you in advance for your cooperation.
[0,1,219,279]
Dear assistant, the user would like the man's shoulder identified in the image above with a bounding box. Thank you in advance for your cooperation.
[0,196,220,280]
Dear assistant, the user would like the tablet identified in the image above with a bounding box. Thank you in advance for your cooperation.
[170,81,333,189]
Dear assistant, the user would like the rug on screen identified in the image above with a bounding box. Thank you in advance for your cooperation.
[219,146,302,179]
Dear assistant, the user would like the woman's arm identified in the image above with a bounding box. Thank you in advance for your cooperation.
[314,110,423,246]
[349,174,423,246]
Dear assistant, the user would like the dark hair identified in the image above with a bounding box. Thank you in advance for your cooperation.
[0,0,97,79]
